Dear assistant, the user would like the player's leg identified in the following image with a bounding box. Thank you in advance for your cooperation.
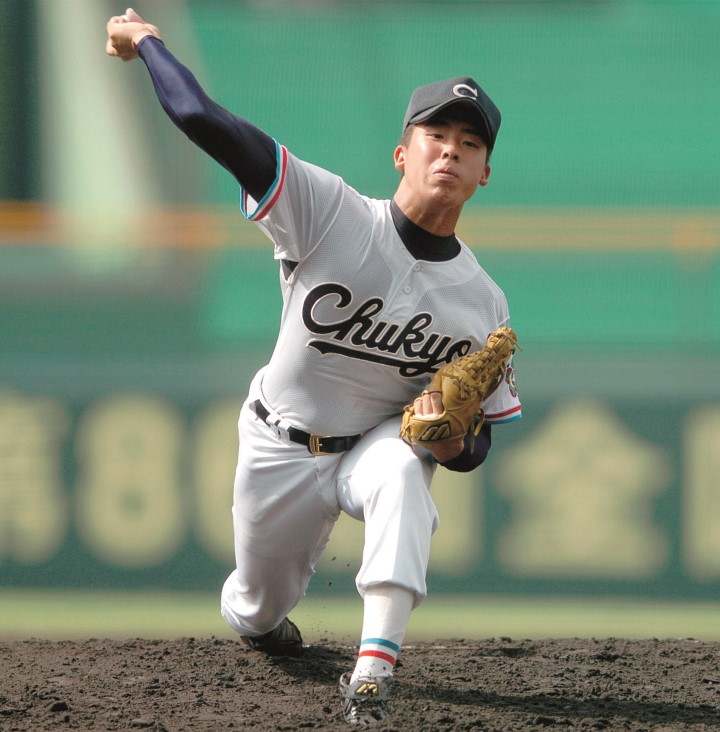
[336,417,438,723]
[338,415,438,608]
[220,398,341,649]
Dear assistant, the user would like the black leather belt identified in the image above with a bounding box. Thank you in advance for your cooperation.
[251,400,361,456]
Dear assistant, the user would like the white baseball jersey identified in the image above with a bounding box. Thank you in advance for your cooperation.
[242,146,522,437]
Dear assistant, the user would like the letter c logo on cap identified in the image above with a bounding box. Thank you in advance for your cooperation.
[452,83,478,100]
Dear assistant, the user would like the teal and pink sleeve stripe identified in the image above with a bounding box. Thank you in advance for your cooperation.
[358,638,401,666]
[485,404,522,424]
[241,142,289,221]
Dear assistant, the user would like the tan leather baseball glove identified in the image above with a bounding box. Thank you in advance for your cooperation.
[399,326,518,445]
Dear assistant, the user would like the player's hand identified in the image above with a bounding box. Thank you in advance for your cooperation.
[411,391,465,462]
[106,7,161,62]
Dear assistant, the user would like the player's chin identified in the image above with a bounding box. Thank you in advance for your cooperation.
[428,179,473,202]
[425,182,459,200]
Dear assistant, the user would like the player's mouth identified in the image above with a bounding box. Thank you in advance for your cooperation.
[433,166,458,179]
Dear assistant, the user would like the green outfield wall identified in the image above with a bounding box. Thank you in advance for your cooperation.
[3,1,719,208]
[181,1,720,209]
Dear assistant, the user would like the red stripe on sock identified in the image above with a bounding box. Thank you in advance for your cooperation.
[358,649,396,665]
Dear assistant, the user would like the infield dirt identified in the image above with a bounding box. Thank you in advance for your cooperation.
[1,636,719,731]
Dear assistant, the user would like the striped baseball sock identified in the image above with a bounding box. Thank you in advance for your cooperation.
[351,583,414,681]
[353,637,401,678]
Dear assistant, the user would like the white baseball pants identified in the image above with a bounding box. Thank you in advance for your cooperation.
[220,384,439,637]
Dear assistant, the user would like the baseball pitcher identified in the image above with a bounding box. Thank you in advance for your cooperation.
[106,8,521,726]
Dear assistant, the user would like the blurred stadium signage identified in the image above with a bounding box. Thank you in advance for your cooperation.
[1,389,718,600]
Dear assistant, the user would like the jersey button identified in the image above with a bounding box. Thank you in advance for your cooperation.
[413,263,422,272]
[403,285,411,294]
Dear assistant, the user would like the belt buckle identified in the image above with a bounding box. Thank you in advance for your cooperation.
[309,435,332,456]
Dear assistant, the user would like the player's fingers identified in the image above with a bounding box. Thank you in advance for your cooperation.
[105,30,124,56]
[415,391,442,417]
[428,391,444,416]
[420,392,435,415]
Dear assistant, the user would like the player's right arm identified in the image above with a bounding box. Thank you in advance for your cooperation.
[107,9,345,269]
[106,9,277,204]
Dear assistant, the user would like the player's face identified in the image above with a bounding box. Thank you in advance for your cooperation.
[394,115,491,209]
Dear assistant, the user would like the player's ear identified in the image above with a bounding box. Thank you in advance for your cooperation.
[479,164,491,187]
[394,145,406,172]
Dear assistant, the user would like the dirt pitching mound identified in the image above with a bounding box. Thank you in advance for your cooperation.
[1,636,719,730]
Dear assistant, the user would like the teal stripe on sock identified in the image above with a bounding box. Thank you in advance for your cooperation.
[360,638,400,652]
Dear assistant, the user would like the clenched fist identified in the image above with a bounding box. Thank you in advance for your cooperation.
[106,7,161,62]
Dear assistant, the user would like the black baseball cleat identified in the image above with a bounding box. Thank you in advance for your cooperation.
[339,672,393,726]
[239,617,303,657]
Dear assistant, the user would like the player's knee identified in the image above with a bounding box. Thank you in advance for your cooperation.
[220,571,291,636]
[376,435,433,475]
[221,596,286,637]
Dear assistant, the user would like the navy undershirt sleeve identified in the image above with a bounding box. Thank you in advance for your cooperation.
[136,36,277,203]
[437,423,492,472]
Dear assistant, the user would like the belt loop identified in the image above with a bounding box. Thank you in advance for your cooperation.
[251,400,290,446]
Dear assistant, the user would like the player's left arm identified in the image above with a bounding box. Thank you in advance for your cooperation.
[411,391,491,470]
[408,323,521,472]
[434,425,492,472]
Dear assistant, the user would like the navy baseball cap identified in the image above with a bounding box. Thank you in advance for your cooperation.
[402,76,501,150]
